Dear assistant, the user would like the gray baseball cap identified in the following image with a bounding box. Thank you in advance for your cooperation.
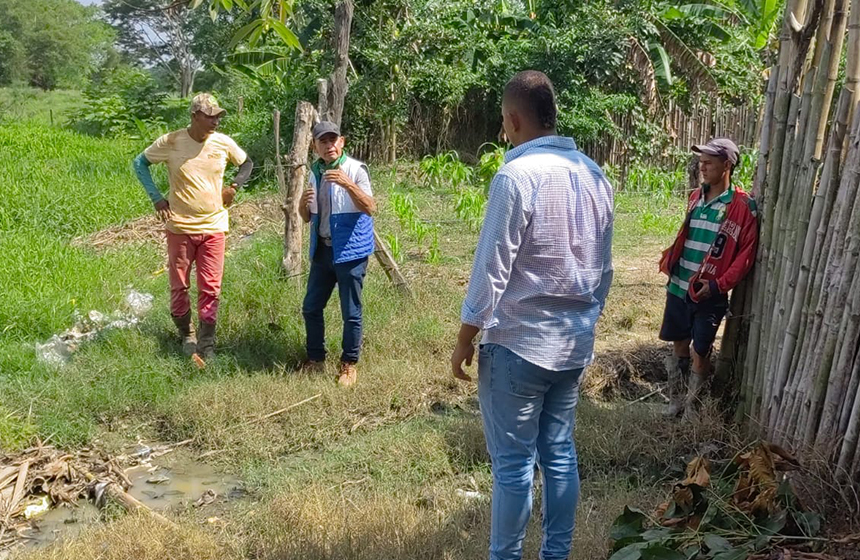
[692,138,739,165]
[312,121,341,139]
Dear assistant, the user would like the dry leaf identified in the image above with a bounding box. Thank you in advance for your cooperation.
[751,486,778,516]
[674,485,694,510]
[749,444,777,487]
[683,456,711,488]
[732,473,753,504]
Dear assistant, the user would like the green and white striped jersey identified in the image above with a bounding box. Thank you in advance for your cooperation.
[668,187,734,299]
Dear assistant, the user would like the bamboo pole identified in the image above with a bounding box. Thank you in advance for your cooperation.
[792,112,860,442]
[737,0,860,481]
[810,118,860,445]
[813,0,849,158]
[760,93,802,427]
[801,116,860,446]
[837,352,860,476]
[775,89,852,440]
[766,79,818,410]
[844,1,860,133]
[768,53,836,433]
[742,69,780,422]
[817,269,860,445]
[839,339,860,435]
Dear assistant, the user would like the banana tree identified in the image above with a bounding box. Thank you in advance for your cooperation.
[189,0,305,87]
[631,0,780,112]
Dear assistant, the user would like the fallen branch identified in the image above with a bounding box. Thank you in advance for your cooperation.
[0,461,29,544]
[623,387,667,407]
[239,393,322,428]
[72,466,176,528]
[834,532,860,543]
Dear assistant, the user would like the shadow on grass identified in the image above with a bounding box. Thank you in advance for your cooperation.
[223,330,305,373]
[150,324,306,374]
[441,412,490,473]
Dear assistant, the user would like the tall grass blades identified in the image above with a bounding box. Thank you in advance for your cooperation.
[390,192,419,230]
[384,232,404,263]
[0,118,160,341]
[390,191,432,245]
[426,227,442,264]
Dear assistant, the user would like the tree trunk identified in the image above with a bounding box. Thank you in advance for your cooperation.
[282,101,315,277]
[326,0,353,126]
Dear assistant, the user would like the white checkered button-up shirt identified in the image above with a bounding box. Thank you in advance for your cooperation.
[461,135,614,371]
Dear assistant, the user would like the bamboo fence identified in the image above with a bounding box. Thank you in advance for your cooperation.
[580,99,760,172]
[721,0,860,482]
[351,100,759,186]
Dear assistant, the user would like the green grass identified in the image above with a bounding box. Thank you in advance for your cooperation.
[0,122,149,235]
[0,112,165,343]
[2,116,694,559]
[614,191,685,252]
[0,87,84,125]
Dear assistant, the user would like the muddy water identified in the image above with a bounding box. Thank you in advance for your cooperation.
[125,454,242,510]
[20,452,242,551]
[22,502,101,548]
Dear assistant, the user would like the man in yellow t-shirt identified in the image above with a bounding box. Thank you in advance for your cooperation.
[133,93,253,360]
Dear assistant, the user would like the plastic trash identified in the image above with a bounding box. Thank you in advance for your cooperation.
[455,489,486,500]
[125,289,154,316]
[35,335,75,367]
[34,289,154,367]
[87,310,106,324]
[22,495,51,519]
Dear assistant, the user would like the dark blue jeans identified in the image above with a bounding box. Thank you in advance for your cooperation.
[302,243,368,363]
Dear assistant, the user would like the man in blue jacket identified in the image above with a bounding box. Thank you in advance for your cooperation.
[298,121,377,386]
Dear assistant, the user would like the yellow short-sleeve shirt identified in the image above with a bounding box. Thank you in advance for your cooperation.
[144,129,247,234]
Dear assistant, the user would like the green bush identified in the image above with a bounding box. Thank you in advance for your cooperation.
[69,67,187,137]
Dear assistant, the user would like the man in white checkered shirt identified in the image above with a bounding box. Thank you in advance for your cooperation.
[451,70,614,560]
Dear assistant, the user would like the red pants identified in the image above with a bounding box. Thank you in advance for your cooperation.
[167,231,226,324]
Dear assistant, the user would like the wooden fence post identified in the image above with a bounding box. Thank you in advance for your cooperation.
[282,102,316,279]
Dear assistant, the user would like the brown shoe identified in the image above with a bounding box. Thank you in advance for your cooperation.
[337,362,358,387]
[301,360,325,373]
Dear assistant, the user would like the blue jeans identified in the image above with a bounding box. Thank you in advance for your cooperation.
[301,243,368,363]
[478,343,583,560]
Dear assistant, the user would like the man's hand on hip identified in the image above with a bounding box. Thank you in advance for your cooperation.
[222,184,237,207]
[154,199,172,222]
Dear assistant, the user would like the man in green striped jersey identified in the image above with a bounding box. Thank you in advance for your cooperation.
[659,138,759,420]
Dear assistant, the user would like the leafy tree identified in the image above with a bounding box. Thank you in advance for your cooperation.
[0,31,26,85]
[70,66,187,137]
[103,0,252,97]
[192,0,770,163]
[0,0,113,90]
